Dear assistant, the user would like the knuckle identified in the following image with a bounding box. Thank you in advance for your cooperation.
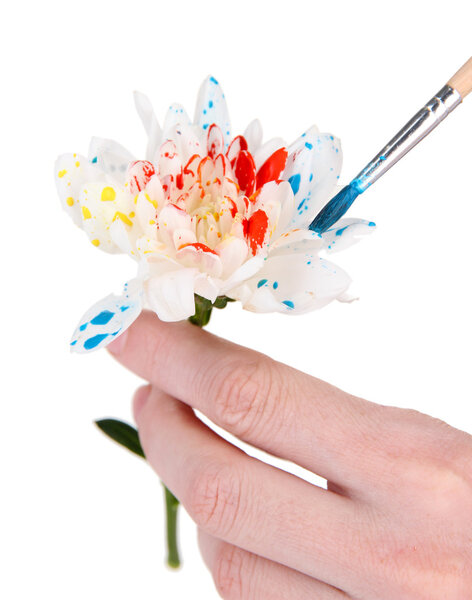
[187,461,243,536]
[211,354,280,439]
[213,544,246,600]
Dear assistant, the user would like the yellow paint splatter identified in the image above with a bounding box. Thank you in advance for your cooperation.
[101,186,116,202]
[149,219,156,225]
[58,169,67,178]
[145,193,158,209]
[75,161,80,168]
[113,211,132,226]
[66,197,74,207]
[91,239,100,246]
[82,206,92,220]
[129,211,135,218]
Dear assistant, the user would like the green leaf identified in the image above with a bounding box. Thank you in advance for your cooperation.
[213,295,235,309]
[95,419,145,459]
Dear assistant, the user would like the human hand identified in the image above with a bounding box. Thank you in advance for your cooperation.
[108,312,472,599]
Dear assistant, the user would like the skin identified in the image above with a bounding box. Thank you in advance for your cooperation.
[108,311,472,600]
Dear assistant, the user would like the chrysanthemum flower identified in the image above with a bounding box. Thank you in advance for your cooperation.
[56,76,374,353]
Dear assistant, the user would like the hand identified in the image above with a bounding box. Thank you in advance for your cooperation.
[108,311,472,600]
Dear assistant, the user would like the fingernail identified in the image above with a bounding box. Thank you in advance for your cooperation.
[133,385,151,421]
[108,329,129,356]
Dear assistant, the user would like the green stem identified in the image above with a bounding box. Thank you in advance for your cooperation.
[164,486,180,568]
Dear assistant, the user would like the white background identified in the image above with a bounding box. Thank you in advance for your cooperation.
[1,1,471,598]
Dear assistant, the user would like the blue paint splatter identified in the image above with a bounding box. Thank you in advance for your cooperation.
[70,340,77,346]
[297,198,307,211]
[368,221,375,227]
[257,279,268,288]
[84,334,109,350]
[282,300,295,309]
[91,156,97,164]
[273,281,278,289]
[309,173,313,182]
[288,174,301,195]
[209,76,218,84]
[335,226,348,237]
[79,323,88,332]
[305,142,313,150]
[120,305,130,312]
[203,109,207,114]
[91,310,115,325]
[202,124,209,130]
[330,136,334,140]
[209,100,213,108]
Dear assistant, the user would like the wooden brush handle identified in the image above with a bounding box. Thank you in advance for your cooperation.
[448,57,472,98]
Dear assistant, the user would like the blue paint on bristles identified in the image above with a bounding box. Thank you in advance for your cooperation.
[309,180,364,233]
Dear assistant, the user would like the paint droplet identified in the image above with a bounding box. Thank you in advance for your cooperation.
[66,197,74,207]
[84,334,109,350]
[91,239,100,247]
[273,281,278,289]
[282,300,295,309]
[90,310,115,325]
[288,174,301,195]
[101,186,116,202]
[91,156,98,163]
[58,169,67,178]
[79,323,88,331]
[304,142,313,150]
[113,211,133,226]
[82,206,91,220]
[257,279,268,288]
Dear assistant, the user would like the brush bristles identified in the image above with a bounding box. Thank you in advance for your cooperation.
[309,183,360,233]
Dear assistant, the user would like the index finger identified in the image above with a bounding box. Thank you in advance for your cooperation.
[108,310,378,486]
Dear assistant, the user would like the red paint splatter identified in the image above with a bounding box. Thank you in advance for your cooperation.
[244,209,269,255]
[127,160,155,193]
[256,147,288,189]
[207,124,224,159]
[234,150,256,196]
[224,195,238,218]
[178,242,217,255]
[226,135,248,167]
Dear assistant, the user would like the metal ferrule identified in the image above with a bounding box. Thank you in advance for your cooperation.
[352,84,462,193]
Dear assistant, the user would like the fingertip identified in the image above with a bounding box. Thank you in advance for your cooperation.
[133,384,152,422]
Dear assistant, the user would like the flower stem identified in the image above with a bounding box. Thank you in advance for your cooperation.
[164,485,180,569]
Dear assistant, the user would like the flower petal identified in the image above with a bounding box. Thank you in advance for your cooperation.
[144,268,197,321]
[253,137,285,171]
[215,236,248,279]
[194,76,231,146]
[88,137,134,184]
[207,124,225,159]
[55,153,104,226]
[244,119,263,154]
[176,242,223,278]
[234,150,256,196]
[134,91,162,161]
[286,132,343,229]
[235,253,351,314]
[70,279,143,353]
[322,218,376,254]
[162,103,191,139]
[78,182,136,253]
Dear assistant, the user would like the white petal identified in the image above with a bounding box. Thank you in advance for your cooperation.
[270,228,323,255]
[194,274,220,303]
[88,137,134,184]
[236,253,351,314]
[70,279,143,353]
[194,76,231,147]
[78,182,136,253]
[157,203,193,249]
[55,153,105,226]
[322,218,376,254]
[215,236,248,279]
[253,181,294,239]
[134,91,162,161]
[286,132,343,229]
[176,244,223,278]
[221,255,265,295]
[244,119,263,154]
[144,268,197,321]
[136,191,159,237]
[162,103,192,139]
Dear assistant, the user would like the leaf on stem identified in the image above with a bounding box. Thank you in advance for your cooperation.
[95,419,145,459]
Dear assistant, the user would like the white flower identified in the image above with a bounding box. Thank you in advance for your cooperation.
[56,76,375,353]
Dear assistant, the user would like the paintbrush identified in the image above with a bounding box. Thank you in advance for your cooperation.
[310,57,472,234]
